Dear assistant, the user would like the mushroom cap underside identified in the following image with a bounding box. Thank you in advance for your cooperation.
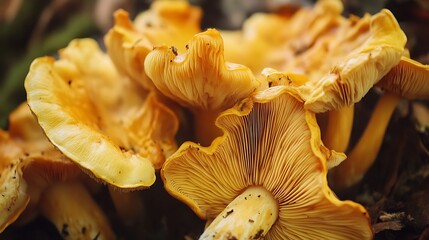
[162,86,372,239]
[25,38,179,189]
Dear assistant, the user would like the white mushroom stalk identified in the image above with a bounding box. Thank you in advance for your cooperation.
[200,186,278,239]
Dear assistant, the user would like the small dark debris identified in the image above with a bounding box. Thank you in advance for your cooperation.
[61,224,69,237]
[224,209,234,218]
[252,229,264,239]
[170,46,178,56]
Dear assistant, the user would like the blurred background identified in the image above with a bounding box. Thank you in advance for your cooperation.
[0,0,428,239]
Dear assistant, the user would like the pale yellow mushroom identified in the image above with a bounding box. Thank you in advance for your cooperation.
[145,29,261,146]
[25,39,178,189]
[0,102,56,231]
[0,103,116,239]
[162,86,372,239]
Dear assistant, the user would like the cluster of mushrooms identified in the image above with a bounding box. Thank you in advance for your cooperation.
[1,0,429,239]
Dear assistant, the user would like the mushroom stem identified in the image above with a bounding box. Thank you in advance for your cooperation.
[329,92,401,190]
[39,181,115,240]
[200,186,278,240]
[108,186,144,227]
[193,109,223,147]
[323,105,354,153]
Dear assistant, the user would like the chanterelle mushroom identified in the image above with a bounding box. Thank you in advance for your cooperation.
[261,5,428,190]
[0,130,29,233]
[145,28,261,145]
[221,0,344,75]
[1,103,115,239]
[329,56,429,190]
[376,56,429,100]
[162,86,372,239]
[25,38,178,189]
[104,1,201,90]
[290,8,407,112]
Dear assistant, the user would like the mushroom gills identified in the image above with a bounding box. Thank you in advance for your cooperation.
[200,186,278,240]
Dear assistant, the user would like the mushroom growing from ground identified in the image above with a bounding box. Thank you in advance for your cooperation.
[259,5,429,190]
[329,57,429,190]
[145,28,262,146]
[25,38,178,189]
[0,103,116,239]
[162,86,372,239]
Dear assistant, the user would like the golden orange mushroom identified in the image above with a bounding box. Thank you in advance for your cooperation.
[145,29,261,146]
[162,86,372,239]
[25,38,178,189]
[104,1,201,90]
[0,103,116,239]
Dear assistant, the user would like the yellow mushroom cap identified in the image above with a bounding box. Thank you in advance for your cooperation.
[376,56,429,100]
[0,102,80,232]
[221,0,344,75]
[0,131,29,233]
[145,28,261,111]
[25,38,178,189]
[104,1,201,90]
[287,9,407,112]
[8,103,55,153]
[162,86,372,239]
[1,102,59,232]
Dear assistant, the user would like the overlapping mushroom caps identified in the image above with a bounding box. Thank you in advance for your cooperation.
[145,28,262,145]
[259,2,429,190]
[0,103,115,239]
[104,0,201,90]
[25,38,179,189]
[162,86,372,239]
[328,56,429,190]
[283,8,407,112]
[221,0,345,75]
